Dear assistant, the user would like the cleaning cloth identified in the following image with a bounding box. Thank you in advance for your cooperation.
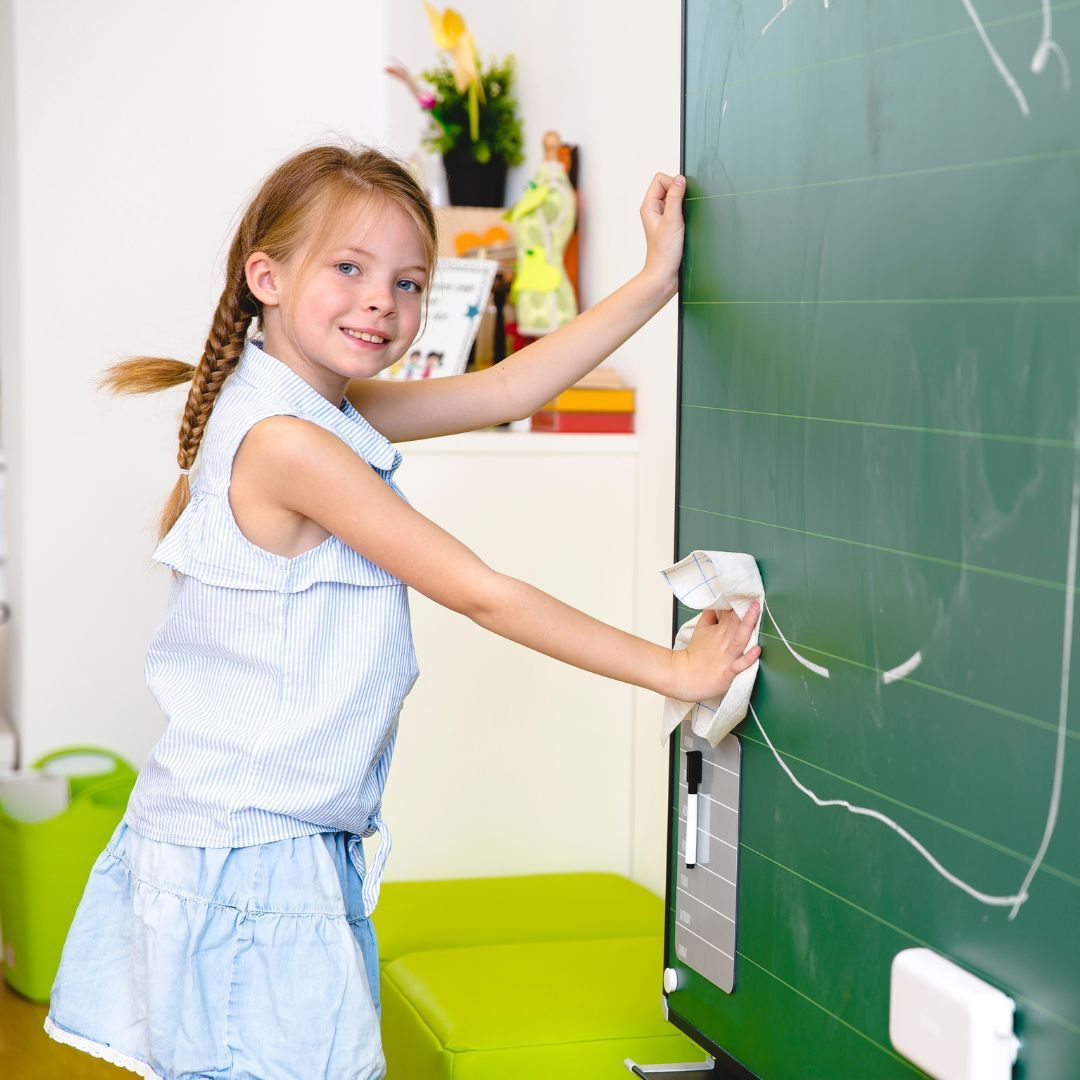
[660,550,764,747]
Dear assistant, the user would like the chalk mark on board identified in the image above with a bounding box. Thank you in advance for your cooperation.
[1031,0,1071,90]
[761,1,1070,115]
[748,702,1029,908]
[763,599,831,678]
[961,0,1072,115]
[1008,464,1080,920]
[960,0,1031,115]
[881,649,923,685]
[761,0,830,38]
[749,467,1080,914]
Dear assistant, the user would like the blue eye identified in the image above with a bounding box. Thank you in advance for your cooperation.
[336,262,359,276]
[397,279,422,294]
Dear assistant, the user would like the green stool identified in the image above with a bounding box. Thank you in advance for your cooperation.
[373,874,700,1079]
[382,937,698,1079]
[374,872,664,962]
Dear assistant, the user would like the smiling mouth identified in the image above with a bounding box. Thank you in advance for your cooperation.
[341,328,390,346]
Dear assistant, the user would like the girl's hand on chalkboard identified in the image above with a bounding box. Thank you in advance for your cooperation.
[674,603,761,702]
[640,172,686,301]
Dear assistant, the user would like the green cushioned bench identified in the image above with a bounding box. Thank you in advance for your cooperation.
[373,873,699,1079]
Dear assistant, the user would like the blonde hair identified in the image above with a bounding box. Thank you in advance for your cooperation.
[102,143,438,540]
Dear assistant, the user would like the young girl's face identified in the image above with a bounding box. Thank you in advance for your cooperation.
[262,196,429,401]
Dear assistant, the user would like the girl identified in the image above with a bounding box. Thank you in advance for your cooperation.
[44,143,760,1079]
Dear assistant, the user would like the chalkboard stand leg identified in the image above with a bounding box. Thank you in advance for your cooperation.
[624,1055,719,1078]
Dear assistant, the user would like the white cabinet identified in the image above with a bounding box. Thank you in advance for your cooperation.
[381,431,641,881]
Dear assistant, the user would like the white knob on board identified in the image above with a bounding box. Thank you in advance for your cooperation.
[663,967,680,993]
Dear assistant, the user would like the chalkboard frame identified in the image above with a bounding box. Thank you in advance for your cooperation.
[660,3,757,1077]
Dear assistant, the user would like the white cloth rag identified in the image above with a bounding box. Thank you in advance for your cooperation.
[660,550,764,748]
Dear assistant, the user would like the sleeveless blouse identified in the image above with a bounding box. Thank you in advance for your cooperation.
[123,338,420,917]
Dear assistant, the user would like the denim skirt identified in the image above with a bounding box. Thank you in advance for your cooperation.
[45,822,384,1079]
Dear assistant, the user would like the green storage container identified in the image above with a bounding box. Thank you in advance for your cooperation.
[0,747,136,1001]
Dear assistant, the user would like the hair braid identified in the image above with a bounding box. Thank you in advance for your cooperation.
[157,272,256,538]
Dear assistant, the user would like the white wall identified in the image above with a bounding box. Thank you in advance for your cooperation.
[4,0,387,766]
[385,3,682,893]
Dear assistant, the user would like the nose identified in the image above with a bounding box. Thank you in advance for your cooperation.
[363,277,396,318]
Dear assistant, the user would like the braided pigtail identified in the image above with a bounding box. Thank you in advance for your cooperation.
[160,254,258,539]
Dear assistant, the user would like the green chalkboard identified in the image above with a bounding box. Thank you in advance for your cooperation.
[665,2,1080,1077]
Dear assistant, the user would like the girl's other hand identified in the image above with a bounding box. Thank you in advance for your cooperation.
[671,603,761,703]
[639,172,686,301]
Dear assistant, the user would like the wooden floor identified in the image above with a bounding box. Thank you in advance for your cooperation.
[0,979,118,1078]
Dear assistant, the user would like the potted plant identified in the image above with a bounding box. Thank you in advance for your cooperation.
[420,52,524,207]
[383,5,522,207]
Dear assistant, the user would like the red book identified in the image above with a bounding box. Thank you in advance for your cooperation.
[530,410,635,433]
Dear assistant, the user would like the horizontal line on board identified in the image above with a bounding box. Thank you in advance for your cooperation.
[735,949,921,1072]
[686,148,1080,203]
[678,780,738,814]
[684,0,1080,97]
[679,814,738,856]
[680,403,1079,451]
[682,296,1080,307]
[677,920,734,960]
[740,843,1080,1040]
[735,730,1080,891]
[679,505,1075,594]
[677,884,737,923]
[751,628,1080,745]
[699,754,739,778]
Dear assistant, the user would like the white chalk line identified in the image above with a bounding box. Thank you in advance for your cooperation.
[762,0,829,37]
[882,649,923,685]
[761,0,794,37]
[751,469,1080,913]
[1008,467,1080,919]
[961,0,1031,115]
[748,702,1028,908]
[1032,0,1071,89]
[758,1,1070,115]
[764,599,831,678]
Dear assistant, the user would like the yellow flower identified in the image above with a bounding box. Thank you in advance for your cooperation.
[424,2,486,122]
[424,2,465,51]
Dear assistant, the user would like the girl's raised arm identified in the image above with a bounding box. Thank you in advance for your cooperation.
[345,173,686,443]
[236,410,758,706]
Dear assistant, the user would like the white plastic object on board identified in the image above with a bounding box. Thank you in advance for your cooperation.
[663,967,680,994]
[889,948,1020,1080]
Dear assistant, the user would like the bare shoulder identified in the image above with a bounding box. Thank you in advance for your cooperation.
[234,414,356,483]
[230,416,355,558]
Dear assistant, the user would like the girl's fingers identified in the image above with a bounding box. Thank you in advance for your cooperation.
[664,175,686,216]
[642,172,674,217]
[731,602,760,648]
[730,645,762,674]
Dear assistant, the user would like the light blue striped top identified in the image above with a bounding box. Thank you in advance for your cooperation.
[124,339,420,916]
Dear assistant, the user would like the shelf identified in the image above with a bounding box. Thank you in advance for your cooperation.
[400,429,640,455]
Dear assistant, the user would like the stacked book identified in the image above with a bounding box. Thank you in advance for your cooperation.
[531,367,635,433]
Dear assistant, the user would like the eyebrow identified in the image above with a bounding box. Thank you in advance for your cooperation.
[341,246,427,275]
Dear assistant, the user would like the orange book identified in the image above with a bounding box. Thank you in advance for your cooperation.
[540,387,635,413]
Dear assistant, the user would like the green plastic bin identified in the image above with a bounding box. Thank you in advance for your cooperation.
[0,748,136,1001]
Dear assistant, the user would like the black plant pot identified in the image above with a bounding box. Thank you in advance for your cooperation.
[442,147,508,207]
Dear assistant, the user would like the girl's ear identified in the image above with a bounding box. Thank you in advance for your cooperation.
[245,252,281,308]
